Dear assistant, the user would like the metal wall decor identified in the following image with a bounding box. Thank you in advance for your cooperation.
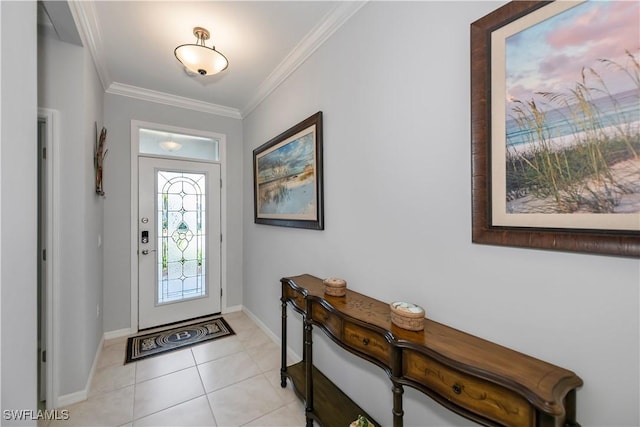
[95,123,108,196]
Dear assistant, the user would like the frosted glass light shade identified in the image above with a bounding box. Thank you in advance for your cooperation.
[174,45,228,76]
[174,27,228,76]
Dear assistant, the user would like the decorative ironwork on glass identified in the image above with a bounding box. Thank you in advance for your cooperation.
[157,170,207,304]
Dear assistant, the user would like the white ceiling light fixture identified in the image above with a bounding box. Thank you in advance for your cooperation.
[174,26,229,76]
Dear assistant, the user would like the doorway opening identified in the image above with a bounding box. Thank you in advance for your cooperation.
[130,121,227,332]
[37,117,47,406]
[37,108,59,408]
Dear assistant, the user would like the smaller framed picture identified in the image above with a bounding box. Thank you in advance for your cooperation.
[253,112,324,230]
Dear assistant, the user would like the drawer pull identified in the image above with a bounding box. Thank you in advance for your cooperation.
[452,383,462,395]
[362,338,370,346]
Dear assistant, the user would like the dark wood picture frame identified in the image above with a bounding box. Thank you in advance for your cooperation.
[471,1,639,258]
[253,112,324,230]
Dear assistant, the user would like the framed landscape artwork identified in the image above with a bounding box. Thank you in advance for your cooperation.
[471,0,639,257]
[253,112,324,230]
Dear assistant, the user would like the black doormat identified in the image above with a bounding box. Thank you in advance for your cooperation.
[125,316,234,364]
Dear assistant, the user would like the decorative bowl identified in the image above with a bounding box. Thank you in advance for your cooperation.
[323,277,347,297]
[389,301,425,331]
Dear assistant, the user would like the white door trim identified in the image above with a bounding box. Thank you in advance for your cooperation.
[38,108,61,408]
[130,120,227,332]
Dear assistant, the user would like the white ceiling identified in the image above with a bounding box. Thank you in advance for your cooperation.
[45,1,366,119]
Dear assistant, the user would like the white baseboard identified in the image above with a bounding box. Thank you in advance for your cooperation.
[57,335,104,408]
[222,305,242,314]
[56,389,87,408]
[103,327,132,340]
[242,306,301,363]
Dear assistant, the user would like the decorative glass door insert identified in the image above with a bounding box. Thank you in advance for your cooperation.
[157,170,207,304]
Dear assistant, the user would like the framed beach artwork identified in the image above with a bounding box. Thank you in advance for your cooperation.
[253,112,324,230]
[471,1,639,257]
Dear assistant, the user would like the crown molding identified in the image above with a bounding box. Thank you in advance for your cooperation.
[106,82,242,119]
[72,0,240,120]
[69,0,366,120]
[40,1,83,46]
[67,0,111,90]
[240,1,368,118]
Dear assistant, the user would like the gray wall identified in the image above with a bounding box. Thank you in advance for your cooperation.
[102,94,243,332]
[242,2,639,426]
[1,2,38,423]
[37,25,105,395]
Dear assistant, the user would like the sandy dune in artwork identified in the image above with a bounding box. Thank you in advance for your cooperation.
[507,157,640,214]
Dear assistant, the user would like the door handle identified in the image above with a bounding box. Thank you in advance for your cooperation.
[141,249,156,255]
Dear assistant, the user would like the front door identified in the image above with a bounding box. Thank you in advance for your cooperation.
[138,156,221,329]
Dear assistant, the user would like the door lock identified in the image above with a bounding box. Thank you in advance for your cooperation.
[141,230,149,244]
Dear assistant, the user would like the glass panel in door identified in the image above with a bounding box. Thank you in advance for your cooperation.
[157,170,207,304]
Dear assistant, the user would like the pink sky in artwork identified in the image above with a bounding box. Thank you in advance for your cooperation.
[505,1,639,107]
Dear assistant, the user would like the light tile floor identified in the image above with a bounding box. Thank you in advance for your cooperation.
[43,311,306,427]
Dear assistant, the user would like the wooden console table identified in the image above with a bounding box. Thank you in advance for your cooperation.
[280,274,583,427]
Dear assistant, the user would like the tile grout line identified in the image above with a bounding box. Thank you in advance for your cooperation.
[130,361,137,426]
[130,395,211,426]
[135,363,195,386]
[235,372,298,427]
[131,365,206,423]
[193,348,220,426]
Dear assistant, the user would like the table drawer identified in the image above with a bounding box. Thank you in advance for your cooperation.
[283,283,306,312]
[311,303,343,340]
[343,321,391,366]
[403,349,534,427]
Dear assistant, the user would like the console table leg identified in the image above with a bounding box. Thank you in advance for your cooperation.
[391,347,404,427]
[280,296,288,388]
[392,380,404,427]
[304,316,314,421]
[563,389,581,427]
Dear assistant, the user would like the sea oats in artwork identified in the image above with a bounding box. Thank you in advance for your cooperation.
[503,1,640,217]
